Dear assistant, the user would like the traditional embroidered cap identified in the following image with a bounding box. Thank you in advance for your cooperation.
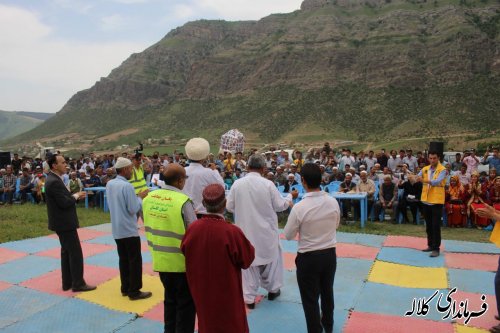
[114,157,132,169]
[185,138,210,161]
[202,183,226,207]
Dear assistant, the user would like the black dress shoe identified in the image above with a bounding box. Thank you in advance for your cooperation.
[72,284,97,292]
[121,292,128,297]
[429,251,440,258]
[246,303,255,309]
[62,285,71,291]
[128,291,152,301]
[422,247,433,252]
[268,290,281,301]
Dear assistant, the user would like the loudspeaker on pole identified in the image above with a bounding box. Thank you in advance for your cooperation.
[0,152,11,169]
[428,142,444,157]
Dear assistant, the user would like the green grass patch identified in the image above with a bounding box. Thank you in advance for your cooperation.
[0,204,109,243]
[277,212,491,243]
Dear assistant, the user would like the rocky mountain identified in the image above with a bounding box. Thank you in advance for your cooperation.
[10,0,500,147]
[0,111,54,141]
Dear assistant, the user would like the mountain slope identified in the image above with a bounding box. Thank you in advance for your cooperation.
[10,0,500,146]
[0,111,54,141]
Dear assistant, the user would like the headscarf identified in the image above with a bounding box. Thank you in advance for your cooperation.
[448,175,463,199]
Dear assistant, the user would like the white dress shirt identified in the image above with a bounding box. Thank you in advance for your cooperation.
[184,162,224,214]
[284,191,340,253]
[226,172,292,266]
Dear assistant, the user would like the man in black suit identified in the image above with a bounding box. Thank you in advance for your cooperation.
[45,154,96,292]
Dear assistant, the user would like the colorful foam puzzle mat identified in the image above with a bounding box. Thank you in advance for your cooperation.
[0,223,496,332]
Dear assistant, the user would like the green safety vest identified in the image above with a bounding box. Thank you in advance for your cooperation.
[143,189,189,272]
[130,166,147,194]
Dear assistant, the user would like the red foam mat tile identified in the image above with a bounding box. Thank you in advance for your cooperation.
[143,302,164,322]
[36,243,115,259]
[143,263,159,277]
[0,247,28,265]
[20,264,119,297]
[47,228,109,242]
[336,243,379,260]
[343,312,454,333]
[445,253,497,272]
[452,290,497,330]
[0,281,12,292]
[143,302,199,330]
[283,252,296,270]
[383,235,442,251]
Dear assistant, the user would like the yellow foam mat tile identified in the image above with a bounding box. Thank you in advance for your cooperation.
[76,274,164,315]
[368,260,448,289]
[455,324,489,333]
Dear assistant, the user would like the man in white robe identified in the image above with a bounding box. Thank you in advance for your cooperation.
[183,138,224,216]
[226,154,297,308]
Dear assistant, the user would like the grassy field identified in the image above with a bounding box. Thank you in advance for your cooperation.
[276,212,491,243]
[0,204,109,243]
[0,205,491,244]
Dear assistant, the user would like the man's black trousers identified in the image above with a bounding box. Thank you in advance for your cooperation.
[296,247,337,333]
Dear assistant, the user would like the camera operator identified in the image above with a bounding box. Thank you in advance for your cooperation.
[129,144,150,195]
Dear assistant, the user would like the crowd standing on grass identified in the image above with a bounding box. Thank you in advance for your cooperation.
[1,140,500,333]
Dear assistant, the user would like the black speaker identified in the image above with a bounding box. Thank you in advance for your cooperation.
[429,142,444,156]
[0,152,11,169]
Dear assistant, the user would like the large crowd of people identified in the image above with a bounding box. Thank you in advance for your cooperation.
[1,144,499,228]
[1,139,500,333]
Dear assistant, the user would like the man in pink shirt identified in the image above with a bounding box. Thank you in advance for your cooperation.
[462,149,480,174]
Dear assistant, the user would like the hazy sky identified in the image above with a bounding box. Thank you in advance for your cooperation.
[0,0,303,113]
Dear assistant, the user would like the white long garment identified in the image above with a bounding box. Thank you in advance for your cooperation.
[184,162,224,214]
[226,172,292,266]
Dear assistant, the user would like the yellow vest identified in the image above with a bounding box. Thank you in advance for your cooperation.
[420,163,446,204]
[130,166,147,194]
[143,189,190,272]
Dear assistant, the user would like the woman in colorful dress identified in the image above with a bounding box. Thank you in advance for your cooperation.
[488,176,500,211]
[466,172,489,227]
[445,175,467,227]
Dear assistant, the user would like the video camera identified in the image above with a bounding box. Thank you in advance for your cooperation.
[134,142,144,159]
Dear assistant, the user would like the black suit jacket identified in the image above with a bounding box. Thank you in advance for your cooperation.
[46,172,79,232]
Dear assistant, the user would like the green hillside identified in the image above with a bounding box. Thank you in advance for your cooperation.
[0,111,54,141]
[6,0,500,149]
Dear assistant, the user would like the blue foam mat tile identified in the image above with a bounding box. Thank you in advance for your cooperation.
[354,282,451,322]
[276,258,370,312]
[84,250,119,268]
[84,223,112,233]
[141,251,152,263]
[443,240,500,254]
[448,268,495,295]
[248,298,348,333]
[376,247,445,267]
[275,270,301,303]
[280,240,298,253]
[247,299,307,332]
[116,317,164,332]
[0,286,66,329]
[335,258,373,310]
[0,255,60,284]
[0,236,61,254]
[336,232,386,248]
[1,297,136,333]
[85,234,116,246]
[333,308,349,333]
